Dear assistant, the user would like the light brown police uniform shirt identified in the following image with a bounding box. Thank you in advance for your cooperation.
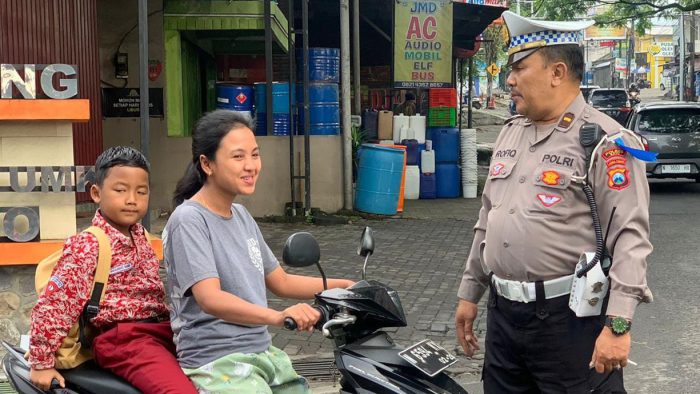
[458,94,653,320]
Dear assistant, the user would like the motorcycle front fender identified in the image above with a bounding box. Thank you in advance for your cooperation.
[334,333,467,394]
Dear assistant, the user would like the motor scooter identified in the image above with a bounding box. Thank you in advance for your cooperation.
[2,340,139,394]
[282,227,467,393]
[3,227,467,394]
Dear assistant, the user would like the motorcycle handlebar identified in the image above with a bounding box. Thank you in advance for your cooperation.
[283,305,329,331]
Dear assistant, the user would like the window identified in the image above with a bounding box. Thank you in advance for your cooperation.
[637,108,700,134]
[589,91,628,107]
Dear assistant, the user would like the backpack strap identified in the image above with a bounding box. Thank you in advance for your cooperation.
[78,226,112,348]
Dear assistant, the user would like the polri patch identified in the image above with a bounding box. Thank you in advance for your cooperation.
[491,163,506,176]
[607,168,630,190]
[602,148,626,161]
[541,170,561,186]
[558,112,575,129]
[537,194,562,207]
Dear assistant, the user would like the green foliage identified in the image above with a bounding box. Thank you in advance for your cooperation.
[535,0,700,33]
[351,125,368,182]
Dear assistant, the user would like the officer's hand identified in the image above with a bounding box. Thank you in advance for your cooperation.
[590,326,631,373]
[455,299,480,357]
[30,367,65,391]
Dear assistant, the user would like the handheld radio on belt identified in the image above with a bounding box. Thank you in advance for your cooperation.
[569,123,613,317]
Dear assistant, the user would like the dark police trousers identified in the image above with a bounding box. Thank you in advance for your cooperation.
[483,290,626,393]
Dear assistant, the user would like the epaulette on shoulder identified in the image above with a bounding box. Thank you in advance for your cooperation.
[504,114,525,125]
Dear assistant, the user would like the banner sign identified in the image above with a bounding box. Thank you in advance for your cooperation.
[394,1,453,88]
[584,26,626,41]
[102,88,164,118]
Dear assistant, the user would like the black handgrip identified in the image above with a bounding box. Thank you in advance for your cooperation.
[283,305,328,331]
[50,378,62,389]
[284,317,297,330]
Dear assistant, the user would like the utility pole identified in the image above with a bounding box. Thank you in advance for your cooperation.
[680,12,686,101]
[340,0,353,210]
[138,0,150,231]
[627,19,634,89]
[690,11,696,101]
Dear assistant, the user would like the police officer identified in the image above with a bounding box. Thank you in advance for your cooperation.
[454,11,653,393]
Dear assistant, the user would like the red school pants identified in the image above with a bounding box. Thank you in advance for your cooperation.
[92,321,198,394]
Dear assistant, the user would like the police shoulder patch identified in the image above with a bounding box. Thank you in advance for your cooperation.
[607,167,630,190]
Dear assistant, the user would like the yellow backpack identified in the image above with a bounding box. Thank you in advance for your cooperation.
[33,226,112,370]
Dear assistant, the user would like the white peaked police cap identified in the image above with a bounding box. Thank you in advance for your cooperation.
[502,11,595,65]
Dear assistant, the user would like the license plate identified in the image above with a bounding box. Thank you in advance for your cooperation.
[661,164,691,174]
[398,339,458,377]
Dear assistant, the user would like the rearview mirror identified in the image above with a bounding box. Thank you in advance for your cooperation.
[358,227,374,257]
[282,232,320,268]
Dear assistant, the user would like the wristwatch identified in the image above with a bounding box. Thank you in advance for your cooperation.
[605,316,632,336]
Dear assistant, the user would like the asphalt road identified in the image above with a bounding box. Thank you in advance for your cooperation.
[624,179,700,393]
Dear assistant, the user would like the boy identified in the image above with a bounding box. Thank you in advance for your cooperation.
[28,146,197,394]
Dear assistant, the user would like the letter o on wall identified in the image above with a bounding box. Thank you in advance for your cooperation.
[3,207,40,242]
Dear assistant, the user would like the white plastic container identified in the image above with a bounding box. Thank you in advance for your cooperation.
[404,165,420,200]
[421,150,436,174]
[409,115,426,143]
[393,115,409,143]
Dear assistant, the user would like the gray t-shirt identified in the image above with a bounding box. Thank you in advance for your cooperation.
[163,200,279,369]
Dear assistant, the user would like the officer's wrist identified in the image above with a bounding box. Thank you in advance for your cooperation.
[605,315,632,336]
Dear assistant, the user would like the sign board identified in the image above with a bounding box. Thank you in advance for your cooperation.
[102,88,164,118]
[451,0,509,7]
[0,166,95,243]
[486,64,500,76]
[656,42,674,57]
[1,64,78,99]
[584,26,627,41]
[648,44,661,55]
[394,1,453,88]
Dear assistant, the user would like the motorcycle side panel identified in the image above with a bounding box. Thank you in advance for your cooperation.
[336,332,467,394]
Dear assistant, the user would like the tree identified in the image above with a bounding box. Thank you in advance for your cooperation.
[534,0,700,32]
[458,24,509,99]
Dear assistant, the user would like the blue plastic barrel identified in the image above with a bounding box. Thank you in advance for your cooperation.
[419,173,437,199]
[254,82,291,114]
[401,139,420,166]
[216,84,254,112]
[254,82,293,136]
[429,127,460,163]
[256,113,292,136]
[297,47,340,83]
[436,163,461,198]
[355,144,404,215]
[297,83,340,135]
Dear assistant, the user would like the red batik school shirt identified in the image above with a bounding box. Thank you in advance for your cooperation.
[29,210,170,369]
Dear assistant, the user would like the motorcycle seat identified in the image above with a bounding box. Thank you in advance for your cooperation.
[60,361,141,394]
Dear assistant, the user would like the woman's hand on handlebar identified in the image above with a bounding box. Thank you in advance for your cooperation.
[278,303,320,332]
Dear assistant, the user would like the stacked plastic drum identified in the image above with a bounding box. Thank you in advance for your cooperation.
[216,84,255,122]
[399,114,426,200]
[427,88,460,198]
[429,127,461,198]
[296,48,341,135]
[461,129,478,198]
[254,82,292,136]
